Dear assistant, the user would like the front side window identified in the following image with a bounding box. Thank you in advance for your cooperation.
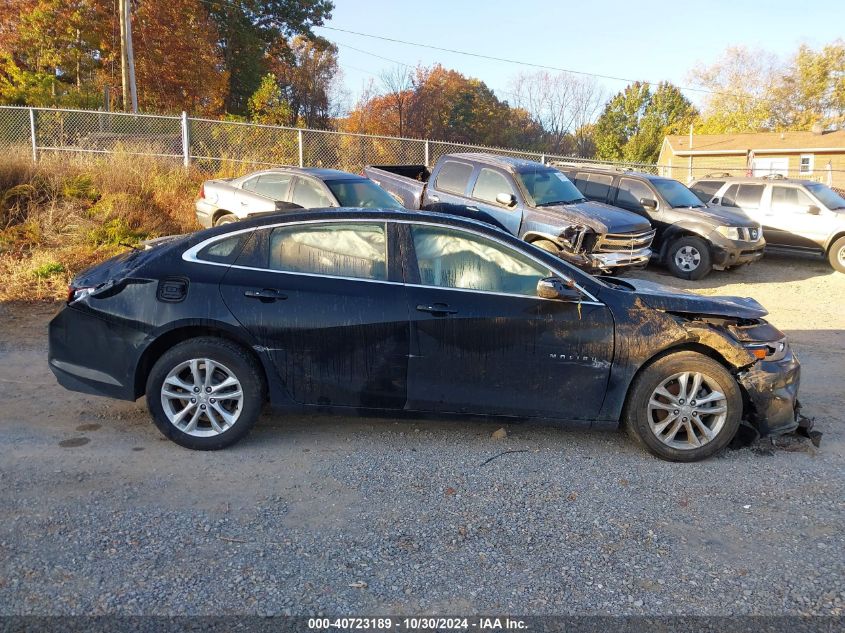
[472,168,516,206]
[269,223,386,280]
[435,161,473,195]
[252,173,292,200]
[652,179,706,208]
[806,183,845,210]
[410,226,552,297]
[291,178,333,208]
[517,169,584,206]
[325,179,403,209]
[771,186,814,213]
[615,178,654,212]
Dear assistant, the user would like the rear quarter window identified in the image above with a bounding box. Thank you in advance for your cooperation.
[435,161,473,195]
[195,233,250,264]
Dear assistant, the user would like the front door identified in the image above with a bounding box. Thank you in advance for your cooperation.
[762,184,828,251]
[220,222,409,409]
[400,223,614,420]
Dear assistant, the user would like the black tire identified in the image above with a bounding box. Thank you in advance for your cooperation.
[665,235,712,280]
[828,235,845,273]
[623,351,742,462]
[530,239,561,255]
[146,337,265,450]
[214,213,238,227]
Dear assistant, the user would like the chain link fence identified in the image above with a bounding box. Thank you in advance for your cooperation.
[0,105,662,176]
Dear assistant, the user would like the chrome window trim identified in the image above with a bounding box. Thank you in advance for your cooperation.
[181,217,602,304]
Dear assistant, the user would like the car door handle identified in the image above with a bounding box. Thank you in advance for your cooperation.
[416,303,458,316]
[429,195,440,202]
[240,200,249,206]
[244,288,288,302]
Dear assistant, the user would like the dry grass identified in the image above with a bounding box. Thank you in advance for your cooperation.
[0,151,211,301]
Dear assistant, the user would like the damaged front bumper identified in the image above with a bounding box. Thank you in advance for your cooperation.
[737,348,807,437]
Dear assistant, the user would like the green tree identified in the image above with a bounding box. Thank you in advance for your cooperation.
[594,82,696,163]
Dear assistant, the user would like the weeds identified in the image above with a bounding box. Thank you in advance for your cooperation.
[0,150,208,301]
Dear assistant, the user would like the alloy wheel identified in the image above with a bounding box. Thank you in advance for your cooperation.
[160,358,244,437]
[674,246,701,272]
[646,371,728,450]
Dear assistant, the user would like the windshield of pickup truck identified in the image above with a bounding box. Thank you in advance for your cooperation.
[325,179,404,209]
[806,183,845,210]
[518,170,586,206]
[652,179,706,208]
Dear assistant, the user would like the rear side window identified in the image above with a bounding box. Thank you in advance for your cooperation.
[722,184,764,208]
[690,180,723,202]
[252,173,292,200]
[435,161,473,195]
[291,178,333,208]
[268,223,386,280]
[578,173,613,202]
[472,168,515,205]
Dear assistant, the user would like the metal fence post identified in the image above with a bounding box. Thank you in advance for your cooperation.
[540,154,545,165]
[298,129,304,167]
[424,140,430,167]
[180,111,191,168]
[28,107,38,162]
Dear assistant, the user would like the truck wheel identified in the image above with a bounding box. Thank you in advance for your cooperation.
[214,213,238,227]
[828,236,845,273]
[666,236,711,280]
[530,239,561,256]
[623,351,742,462]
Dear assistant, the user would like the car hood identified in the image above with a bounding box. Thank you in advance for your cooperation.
[674,204,757,227]
[611,277,768,320]
[530,200,652,234]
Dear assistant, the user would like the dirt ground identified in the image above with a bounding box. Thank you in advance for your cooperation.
[0,250,843,616]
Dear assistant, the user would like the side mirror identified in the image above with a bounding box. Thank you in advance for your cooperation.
[640,197,658,210]
[806,205,820,215]
[537,276,582,301]
[496,192,517,207]
[711,197,720,205]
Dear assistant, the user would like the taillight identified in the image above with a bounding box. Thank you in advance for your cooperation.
[198,184,205,199]
[67,285,96,304]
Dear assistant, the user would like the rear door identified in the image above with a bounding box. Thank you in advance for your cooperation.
[399,222,614,420]
[720,183,766,227]
[235,174,278,214]
[426,159,476,216]
[219,221,409,409]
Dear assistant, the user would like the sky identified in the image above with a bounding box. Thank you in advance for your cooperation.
[315,0,845,109]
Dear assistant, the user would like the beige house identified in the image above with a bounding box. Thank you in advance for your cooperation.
[657,130,845,188]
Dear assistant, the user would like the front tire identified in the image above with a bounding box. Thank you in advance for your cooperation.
[828,235,845,273]
[623,351,742,462]
[666,236,712,280]
[146,337,265,450]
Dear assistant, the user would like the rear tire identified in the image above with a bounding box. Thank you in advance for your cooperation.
[828,236,845,273]
[623,351,742,462]
[666,235,711,280]
[146,337,265,450]
[214,213,238,227]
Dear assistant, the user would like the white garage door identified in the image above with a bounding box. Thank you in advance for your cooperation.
[752,157,789,177]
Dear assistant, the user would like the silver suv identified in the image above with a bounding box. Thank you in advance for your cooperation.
[690,176,845,272]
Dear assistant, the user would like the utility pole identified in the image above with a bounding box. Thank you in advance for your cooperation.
[118,0,138,112]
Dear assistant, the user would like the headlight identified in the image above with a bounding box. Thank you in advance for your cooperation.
[715,225,741,240]
[744,339,788,361]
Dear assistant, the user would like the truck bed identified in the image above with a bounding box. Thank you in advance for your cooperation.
[364,165,431,210]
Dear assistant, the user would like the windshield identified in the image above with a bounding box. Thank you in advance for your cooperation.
[325,179,404,209]
[517,169,585,206]
[806,183,845,210]
[652,179,706,208]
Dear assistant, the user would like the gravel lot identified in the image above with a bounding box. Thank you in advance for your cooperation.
[1,252,843,616]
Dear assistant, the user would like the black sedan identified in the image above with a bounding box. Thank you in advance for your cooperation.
[49,209,805,461]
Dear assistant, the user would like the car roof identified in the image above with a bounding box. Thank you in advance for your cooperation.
[692,176,818,186]
[445,152,547,172]
[558,164,665,182]
[242,167,363,180]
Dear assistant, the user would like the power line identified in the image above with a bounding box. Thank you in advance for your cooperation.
[315,24,757,101]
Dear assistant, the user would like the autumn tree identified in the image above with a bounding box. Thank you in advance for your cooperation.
[593,82,697,163]
[508,71,604,154]
[379,65,413,137]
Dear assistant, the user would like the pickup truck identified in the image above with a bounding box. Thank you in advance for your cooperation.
[364,153,655,273]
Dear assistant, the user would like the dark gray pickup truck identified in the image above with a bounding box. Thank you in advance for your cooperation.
[364,153,655,273]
